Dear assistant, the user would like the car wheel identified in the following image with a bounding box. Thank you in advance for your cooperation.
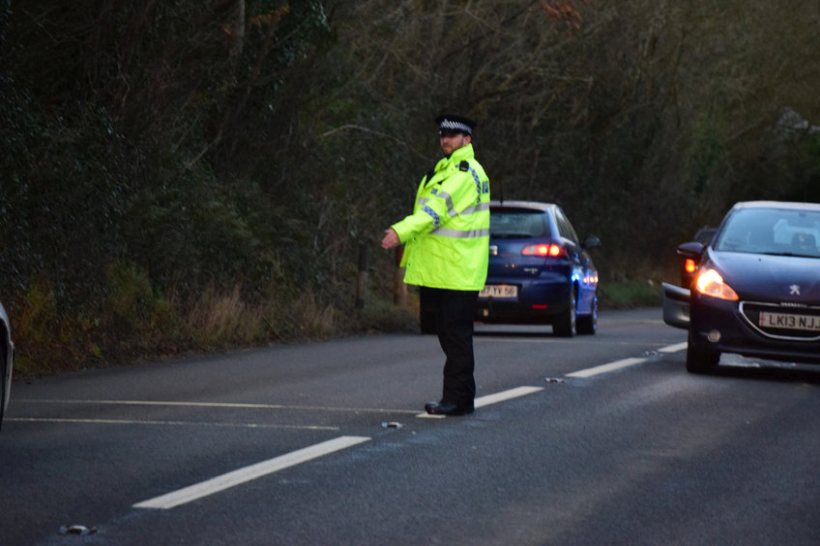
[576,296,597,335]
[685,331,720,374]
[553,289,576,337]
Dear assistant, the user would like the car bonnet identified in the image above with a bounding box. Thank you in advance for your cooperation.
[707,248,820,303]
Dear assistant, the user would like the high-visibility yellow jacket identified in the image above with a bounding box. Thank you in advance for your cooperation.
[392,143,491,291]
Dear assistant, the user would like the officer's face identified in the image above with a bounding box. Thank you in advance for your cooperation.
[439,132,471,156]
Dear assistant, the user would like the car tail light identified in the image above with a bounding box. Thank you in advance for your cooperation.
[522,244,566,258]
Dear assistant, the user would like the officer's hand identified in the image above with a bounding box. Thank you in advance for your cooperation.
[381,228,400,250]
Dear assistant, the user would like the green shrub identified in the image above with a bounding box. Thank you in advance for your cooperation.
[598,280,662,309]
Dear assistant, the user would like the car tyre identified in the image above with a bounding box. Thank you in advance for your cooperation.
[553,289,576,337]
[685,331,720,374]
[576,297,597,335]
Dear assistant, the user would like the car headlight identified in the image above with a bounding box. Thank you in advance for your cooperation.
[694,268,739,301]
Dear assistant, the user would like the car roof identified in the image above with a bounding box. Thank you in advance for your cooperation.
[730,200,820,212]
[489,200,557,212]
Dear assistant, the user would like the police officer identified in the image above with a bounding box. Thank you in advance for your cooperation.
[381,114,491,416]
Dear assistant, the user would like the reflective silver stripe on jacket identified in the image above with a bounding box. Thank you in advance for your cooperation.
[430,188,456,217]
[431,227,490,238]
[459,202,490,216]
[420,197,488,218]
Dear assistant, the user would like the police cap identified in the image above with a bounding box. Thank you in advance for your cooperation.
[435,114,476,137]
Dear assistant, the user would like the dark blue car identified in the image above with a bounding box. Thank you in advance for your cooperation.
[475,201,600,336]
[663,201,820,373]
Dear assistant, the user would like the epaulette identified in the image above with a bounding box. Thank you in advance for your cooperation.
[458,160,470,172]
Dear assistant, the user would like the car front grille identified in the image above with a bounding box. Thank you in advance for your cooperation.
[739,301,820,341]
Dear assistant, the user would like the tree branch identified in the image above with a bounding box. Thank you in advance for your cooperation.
[316,124,428,160]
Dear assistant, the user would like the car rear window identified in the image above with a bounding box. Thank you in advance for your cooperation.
[490,209,550,238]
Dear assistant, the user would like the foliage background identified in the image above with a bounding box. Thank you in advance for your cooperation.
[1,0,819,375]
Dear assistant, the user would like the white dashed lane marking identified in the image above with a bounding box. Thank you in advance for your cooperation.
[658,342,687,353]
[416,386,544,419]
[565,342,687,378]
[134,436,370,510]
[475,386,543,407]
[566,357,647,378]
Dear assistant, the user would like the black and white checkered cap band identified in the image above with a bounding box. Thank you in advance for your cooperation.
[439,118,472,135]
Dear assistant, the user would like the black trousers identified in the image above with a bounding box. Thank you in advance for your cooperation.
[419,286,479,406]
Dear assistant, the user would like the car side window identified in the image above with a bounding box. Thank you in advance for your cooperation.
[555,208,580,245]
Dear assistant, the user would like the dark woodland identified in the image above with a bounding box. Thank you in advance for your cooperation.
[2,1,818,374]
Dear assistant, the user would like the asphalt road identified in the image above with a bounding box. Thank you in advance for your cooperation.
[1,308,818,545]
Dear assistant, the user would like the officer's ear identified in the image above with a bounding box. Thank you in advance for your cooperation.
[463,134,472,144]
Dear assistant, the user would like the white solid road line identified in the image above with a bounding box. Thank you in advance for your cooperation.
[16,399,419,414]
[134,436,370,510]
[5,417,339,431]
[416,386,543,418]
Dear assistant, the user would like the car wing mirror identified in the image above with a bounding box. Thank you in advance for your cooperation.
[582,235,601,250]
[676,241,704,258]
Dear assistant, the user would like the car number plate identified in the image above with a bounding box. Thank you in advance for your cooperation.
[479,284,518,299]
[759,311,820,332]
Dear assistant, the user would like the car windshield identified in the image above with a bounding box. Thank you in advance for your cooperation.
[490,210,549,238]
[714,207,820,258]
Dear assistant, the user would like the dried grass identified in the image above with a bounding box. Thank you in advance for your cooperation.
[187,285,265,345]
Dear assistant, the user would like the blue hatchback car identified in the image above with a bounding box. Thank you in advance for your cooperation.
[475,201,601,336]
